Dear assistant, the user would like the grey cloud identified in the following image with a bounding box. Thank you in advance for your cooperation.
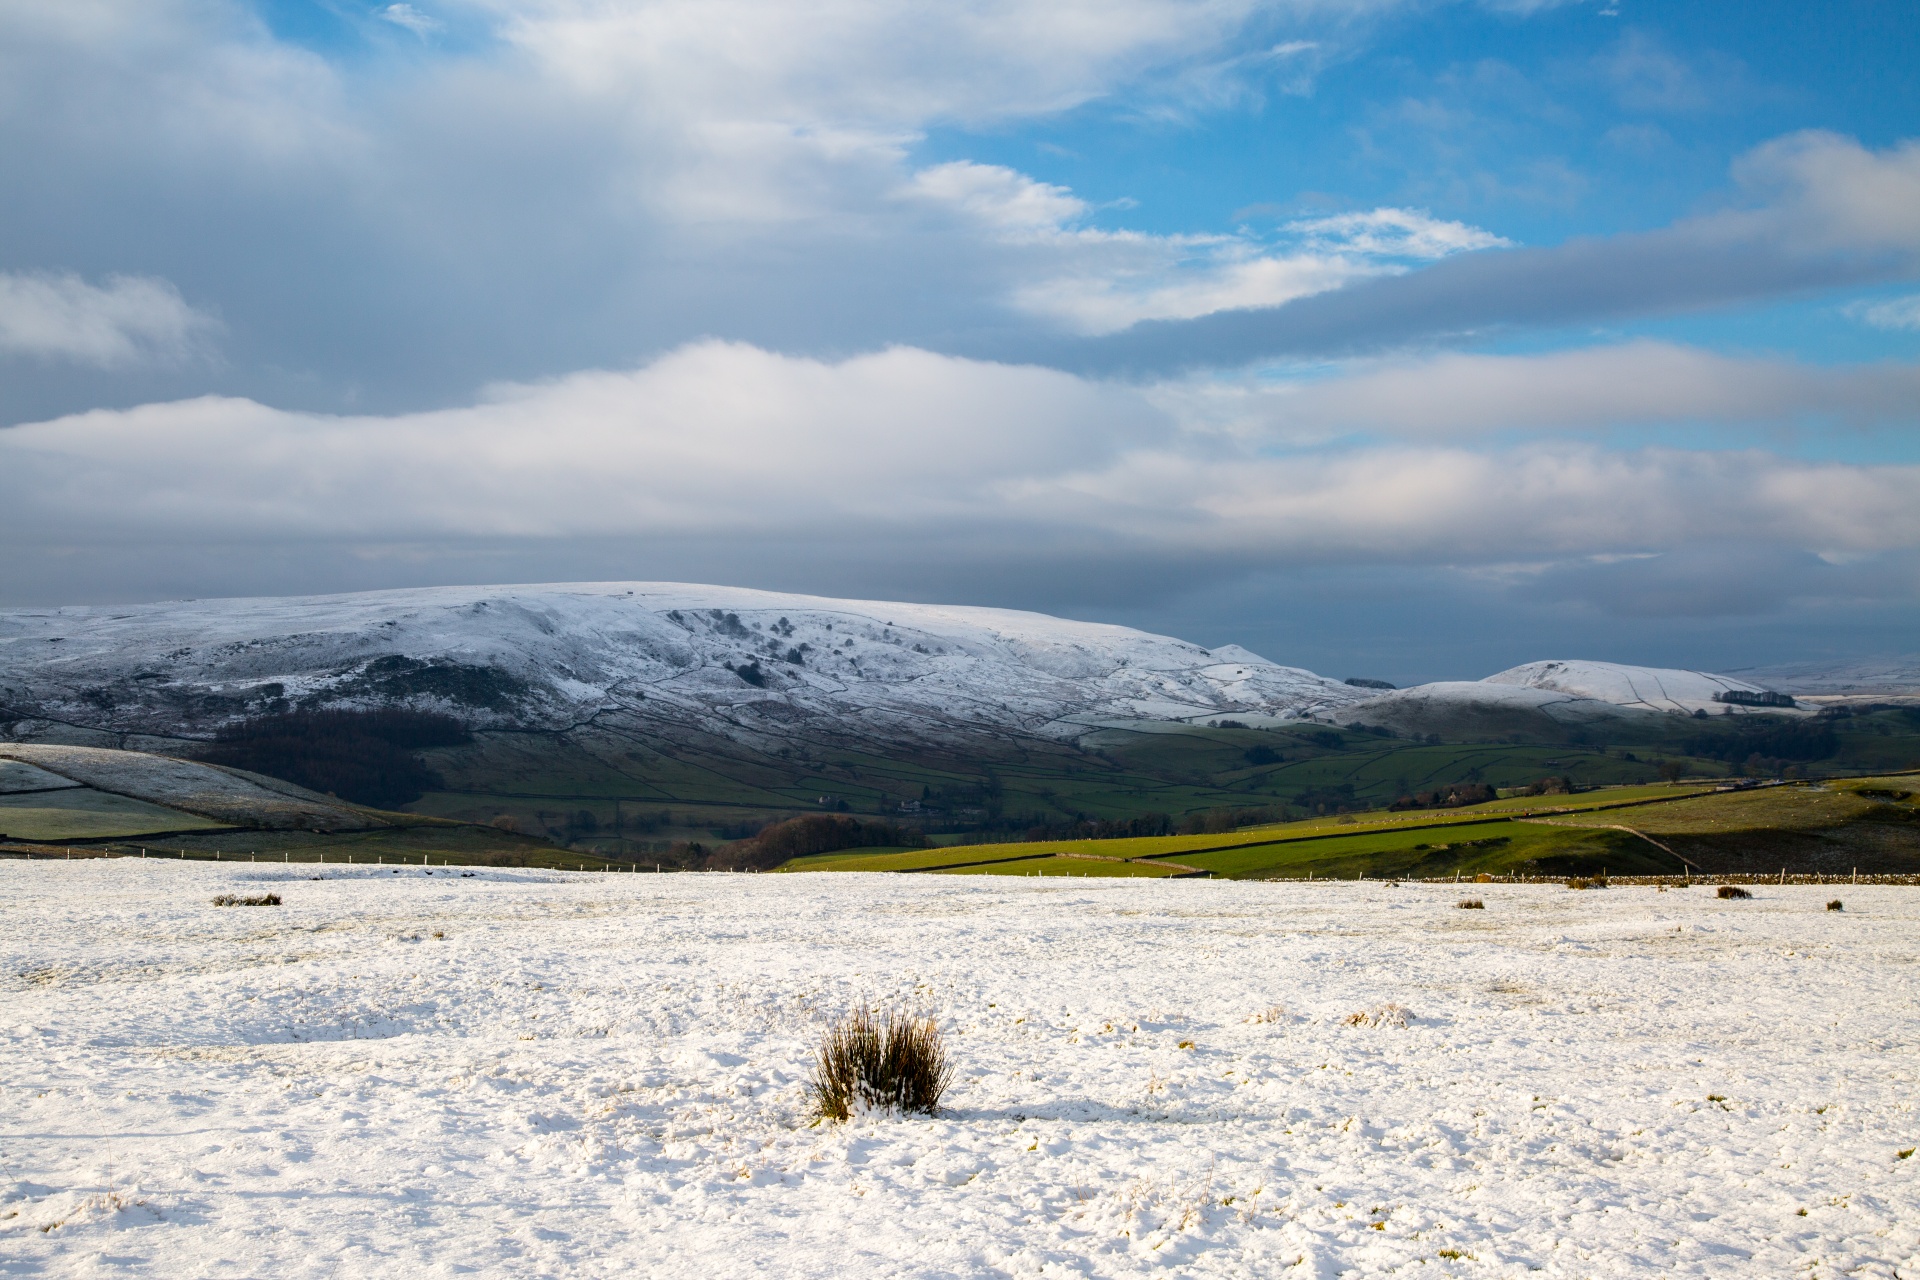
[1194,341,1920,439]
[1526,544,1920,620]
[1043,219,1886,374]
[1040,132,1920,375]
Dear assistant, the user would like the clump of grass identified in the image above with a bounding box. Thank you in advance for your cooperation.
[1342,1003,1412,1029]
[1826,899,1844,912]
[1566,876,1608,890]
[211,893,281,907]
[808,1005,951,1121]
[1245,1004,1287,1024]
[1717,885,1752,900]
[1456,898,1485,910]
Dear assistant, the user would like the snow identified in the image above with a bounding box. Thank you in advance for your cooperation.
[6,862,1917,1278]
[1480,661,1771,715]
[1344,661,1794,733]
[0,583,1366,751]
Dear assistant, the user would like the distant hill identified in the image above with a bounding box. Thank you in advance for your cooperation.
[1341,660,1792,739]
[1726,655,1920,701]
[0,581,1367,753]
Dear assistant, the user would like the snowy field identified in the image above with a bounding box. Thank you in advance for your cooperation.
[3,864,1917,1278]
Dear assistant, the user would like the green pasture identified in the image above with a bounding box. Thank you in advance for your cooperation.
[412,716,1726,855]
[931,855,1195,878]
[779,782,1712,870]
[1163,820,1666,880]
[1540,778,1916,837]
[0,789,225,840]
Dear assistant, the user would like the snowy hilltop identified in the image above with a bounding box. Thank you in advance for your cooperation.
[1340,658,1796,738]
[0,582,1368,750]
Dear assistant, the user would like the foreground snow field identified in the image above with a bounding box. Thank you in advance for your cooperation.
[3,866,1917,1279]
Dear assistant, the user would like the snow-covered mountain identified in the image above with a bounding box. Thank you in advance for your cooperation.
[1480,660,1774,713]
[0,582,1368,750]
[1341,659,1791,737]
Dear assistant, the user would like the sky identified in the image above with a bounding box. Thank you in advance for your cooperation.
[1,0,1917,684]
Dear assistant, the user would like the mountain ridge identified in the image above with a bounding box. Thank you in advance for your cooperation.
[3,582,1903,756]
[0,581,1368,752]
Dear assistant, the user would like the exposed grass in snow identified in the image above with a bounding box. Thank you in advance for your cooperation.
[808,1006,952,1121]
[4,865,1919,1277]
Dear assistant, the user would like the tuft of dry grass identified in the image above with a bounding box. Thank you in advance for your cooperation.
[1716,885,1752,900]
[1456,898,1485,910]
[808,1005,952,1121]
[1245,1004,1287,1024]
[1342,1003,1412,1029]
[211,892,281,907]
[1826,899,1844,912]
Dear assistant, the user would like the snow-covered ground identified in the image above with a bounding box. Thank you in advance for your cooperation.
[4,864,1917,1278]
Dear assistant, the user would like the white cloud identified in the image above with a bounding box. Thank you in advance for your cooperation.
[479,0,1286,129]
[381,5,443,36]
[0,271,218,368]
[1011,248,1371,333]
[1847,294,1920,332]
[904,162,1089,238]
[1286,207,1510,259]
[2,341,1914,575]
[1725,130,1920,255]
[905,163,1508,333]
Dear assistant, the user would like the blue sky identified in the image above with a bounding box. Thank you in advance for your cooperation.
[0,0,1916,680]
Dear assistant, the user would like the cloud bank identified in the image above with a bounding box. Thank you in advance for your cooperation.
[5,340,1914,596]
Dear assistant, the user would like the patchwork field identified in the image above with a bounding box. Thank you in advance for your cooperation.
[789,778,1920,880]
[4,863,1917,1277]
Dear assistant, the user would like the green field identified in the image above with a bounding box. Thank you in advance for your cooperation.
[0,789,227,840]
[405,720,1719,857]
[399,706,1920,860]
[777,775,1920,880]
[779,782,1716,871]
[932,855,1195,878]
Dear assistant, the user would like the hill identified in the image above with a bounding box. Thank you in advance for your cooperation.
[5,585,1917,859]
[1340,659,1802,739]
[0,582,1365,752]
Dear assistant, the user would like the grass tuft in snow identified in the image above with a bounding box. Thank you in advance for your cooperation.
[808,1005,952,1122]
[1342,1003,1412,1029]
[210,893,282,907]
[1456,898,1485,909]
[1827,899,1844,911]
[1717,885,1753,900]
